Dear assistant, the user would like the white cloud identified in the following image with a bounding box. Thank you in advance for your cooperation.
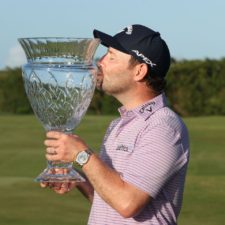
[5,45,27,68]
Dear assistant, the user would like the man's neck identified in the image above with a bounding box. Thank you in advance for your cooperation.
[115,88,158,111]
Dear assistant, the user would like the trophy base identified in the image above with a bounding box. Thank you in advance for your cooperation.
[35,166,86,183]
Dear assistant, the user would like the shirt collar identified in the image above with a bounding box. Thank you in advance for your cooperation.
[118,93,167,120]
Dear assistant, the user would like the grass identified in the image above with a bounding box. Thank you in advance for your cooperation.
[0,115,225,225]
[178,116,225,225]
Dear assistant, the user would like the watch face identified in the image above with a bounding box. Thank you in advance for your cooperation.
[77,151,88,165]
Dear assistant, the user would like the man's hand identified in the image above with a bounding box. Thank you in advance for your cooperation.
[40,181,77,194]
[42,132,90,195]
[40,168,77,194]
[40,168,94,202]
[44,131,88,163]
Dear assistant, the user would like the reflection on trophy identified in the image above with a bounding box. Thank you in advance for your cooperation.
[18,37,100,182]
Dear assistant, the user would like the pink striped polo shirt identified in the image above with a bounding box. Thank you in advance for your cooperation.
[88,93,189,225]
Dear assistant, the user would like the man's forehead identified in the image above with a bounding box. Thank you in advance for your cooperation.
[108,47,117,54]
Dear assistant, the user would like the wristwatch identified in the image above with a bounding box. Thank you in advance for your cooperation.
[75,149,93,167]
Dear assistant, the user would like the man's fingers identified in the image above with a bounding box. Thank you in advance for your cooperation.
[52,182,62,191]
[52,183,69,194]
[46,147,57,155]
[46,131,63,139]
[40,168,76,194]
[68,181,77,189]
[45,153,61,161]
[40,182,48,188]
[41,181,75,194]
[44,139,59,147]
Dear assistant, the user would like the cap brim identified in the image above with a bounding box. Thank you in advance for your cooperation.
[93,29,128,53]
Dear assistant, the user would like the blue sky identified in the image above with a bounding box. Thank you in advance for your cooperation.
[0,0,225,69]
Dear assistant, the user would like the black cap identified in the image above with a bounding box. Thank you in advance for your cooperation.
[93,24,171,78]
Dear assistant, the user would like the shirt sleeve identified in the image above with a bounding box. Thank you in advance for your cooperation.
[121,124,188,198]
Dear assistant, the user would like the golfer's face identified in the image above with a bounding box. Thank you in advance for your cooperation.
[96,47,134,96]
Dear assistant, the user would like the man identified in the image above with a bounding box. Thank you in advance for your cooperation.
[43,24,190,225]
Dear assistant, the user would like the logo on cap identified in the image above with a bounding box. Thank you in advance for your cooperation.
[132,50,157,68]
[124,25,133,35]
[117,25,133,35]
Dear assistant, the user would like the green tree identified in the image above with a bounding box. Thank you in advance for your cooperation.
[0,68,32,114]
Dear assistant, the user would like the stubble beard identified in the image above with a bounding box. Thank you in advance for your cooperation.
[96,77,103,91]
[96,70,131,96]
[102,78,129,97]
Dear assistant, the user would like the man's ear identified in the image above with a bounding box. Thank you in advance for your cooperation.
[133,63,148,82]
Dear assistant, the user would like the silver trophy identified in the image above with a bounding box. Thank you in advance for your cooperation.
[18,37,100,182]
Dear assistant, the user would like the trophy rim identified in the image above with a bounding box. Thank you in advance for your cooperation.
[18,37,101,65]
[18,37,100,41]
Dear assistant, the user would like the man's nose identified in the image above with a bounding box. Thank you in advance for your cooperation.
[97,54,106,68]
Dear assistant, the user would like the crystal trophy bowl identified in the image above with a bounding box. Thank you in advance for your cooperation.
[18,37,100,182]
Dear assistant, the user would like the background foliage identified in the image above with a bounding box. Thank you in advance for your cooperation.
[166,58,225,116]
[0,58,225,116]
